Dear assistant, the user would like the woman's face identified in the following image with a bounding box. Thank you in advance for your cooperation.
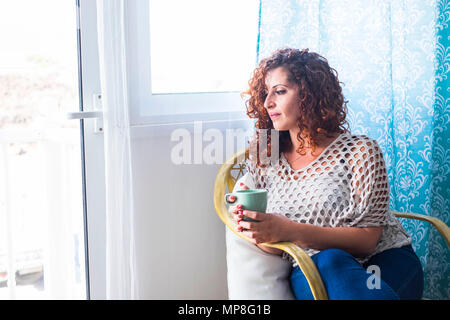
[264,67,302,132]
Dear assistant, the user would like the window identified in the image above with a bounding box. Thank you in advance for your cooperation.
[149,0,259,94]
[127,0,260,124]
[0,0,87,299]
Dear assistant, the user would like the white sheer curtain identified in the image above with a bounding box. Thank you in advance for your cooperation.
[96,0,139,299]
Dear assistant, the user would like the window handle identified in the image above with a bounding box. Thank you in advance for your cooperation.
[66,111,102,120]
[66,94,103,133]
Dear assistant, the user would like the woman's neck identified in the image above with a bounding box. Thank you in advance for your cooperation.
[288,128,311,153]
[288,128,339,155]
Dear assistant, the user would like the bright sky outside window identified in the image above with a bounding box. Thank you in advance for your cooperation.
[149,0,260,94]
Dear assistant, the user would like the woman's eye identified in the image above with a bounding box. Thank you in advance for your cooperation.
[276,90,286,95]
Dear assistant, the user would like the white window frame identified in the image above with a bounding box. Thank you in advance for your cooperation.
[78,0,107,300]
[125,0,259,126]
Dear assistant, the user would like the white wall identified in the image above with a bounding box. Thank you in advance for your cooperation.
[78,0,256,299]
[130,119,251,299]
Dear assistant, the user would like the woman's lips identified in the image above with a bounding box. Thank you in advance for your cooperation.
[269,113,281,119]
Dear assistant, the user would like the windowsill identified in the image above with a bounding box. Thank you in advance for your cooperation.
[130,111,255,139]
[130,110,251,127]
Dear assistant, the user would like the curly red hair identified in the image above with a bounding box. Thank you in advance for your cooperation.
[243,47,349,166]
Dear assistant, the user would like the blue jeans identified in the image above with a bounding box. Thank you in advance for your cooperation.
[290,245,424,300]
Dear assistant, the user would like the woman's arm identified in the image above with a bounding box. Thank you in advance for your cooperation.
[239,211,383,257]
[285,220,383,257]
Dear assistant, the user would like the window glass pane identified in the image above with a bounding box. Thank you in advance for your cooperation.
[0,0,86,299]
[149,0,259,94]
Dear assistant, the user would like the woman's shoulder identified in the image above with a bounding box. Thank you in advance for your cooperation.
[339,132,382,153]
[337,132,386,173]
[340,132,376,143]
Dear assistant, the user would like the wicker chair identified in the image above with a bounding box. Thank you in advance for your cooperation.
[213,148,450,300]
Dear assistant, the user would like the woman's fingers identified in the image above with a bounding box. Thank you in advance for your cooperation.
[240,230,259,244]
[242,210,262,221]
[239,182,250,190]
[228,204,244,225]
[234,211,244,223]
[228,204,243,215]
[238,220,253,230]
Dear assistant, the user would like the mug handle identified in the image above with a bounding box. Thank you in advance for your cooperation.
[224,193,236,204]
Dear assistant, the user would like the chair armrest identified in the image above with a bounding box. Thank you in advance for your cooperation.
[214,151,328,300]
[262,241,328,300]
[392,211,450,247]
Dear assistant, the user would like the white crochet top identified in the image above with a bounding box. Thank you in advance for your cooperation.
[246,131,411,266]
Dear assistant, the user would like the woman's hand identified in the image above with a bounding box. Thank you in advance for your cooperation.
[228,183,286,255]
[226,182,250,216]
[234,209,293,245]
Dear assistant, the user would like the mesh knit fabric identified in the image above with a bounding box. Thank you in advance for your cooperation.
[246,132,411,265]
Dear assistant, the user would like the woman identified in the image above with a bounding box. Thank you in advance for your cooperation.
[227,48,424,300]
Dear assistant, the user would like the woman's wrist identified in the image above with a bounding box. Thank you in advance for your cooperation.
[284,219,308,247]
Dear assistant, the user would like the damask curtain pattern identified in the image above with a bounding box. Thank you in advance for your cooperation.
[257,0,449,299]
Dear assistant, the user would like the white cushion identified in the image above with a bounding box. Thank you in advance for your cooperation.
[225,173,295,300]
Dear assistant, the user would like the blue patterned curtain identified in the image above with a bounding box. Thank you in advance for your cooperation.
[257,0,449,299]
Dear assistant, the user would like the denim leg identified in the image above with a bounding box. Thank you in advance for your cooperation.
[363,245,424,300]
[290,248,399,300]
[290,266,315,300]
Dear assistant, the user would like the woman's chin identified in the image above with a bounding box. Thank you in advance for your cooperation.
[272,122,287,131]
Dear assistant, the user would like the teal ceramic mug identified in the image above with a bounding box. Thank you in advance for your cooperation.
[224,189,267,222]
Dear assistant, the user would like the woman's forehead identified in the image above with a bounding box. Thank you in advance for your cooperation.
[265,67,290,86]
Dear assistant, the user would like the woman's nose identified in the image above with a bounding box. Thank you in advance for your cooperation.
[264,95,275,109]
